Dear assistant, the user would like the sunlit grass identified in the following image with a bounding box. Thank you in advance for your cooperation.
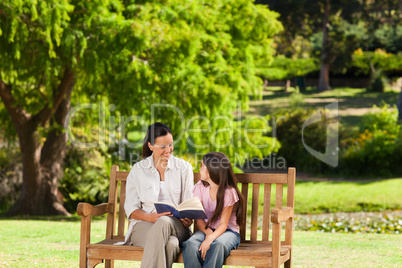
[0,218,401,267]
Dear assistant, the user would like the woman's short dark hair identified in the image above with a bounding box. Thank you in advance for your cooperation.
[142,123,172,159]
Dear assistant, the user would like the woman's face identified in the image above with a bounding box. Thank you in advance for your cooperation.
[149,133,174,164]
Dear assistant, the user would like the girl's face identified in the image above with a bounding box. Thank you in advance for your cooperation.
[200,160,211,183]
[149,133,174,164]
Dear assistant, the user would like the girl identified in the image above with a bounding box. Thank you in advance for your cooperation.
[183,152,245,268]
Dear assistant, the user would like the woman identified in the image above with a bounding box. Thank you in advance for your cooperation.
[123,122,194,268]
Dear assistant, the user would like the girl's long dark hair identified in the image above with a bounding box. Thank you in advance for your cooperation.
[202,152,245,228]
[142,123,172,159]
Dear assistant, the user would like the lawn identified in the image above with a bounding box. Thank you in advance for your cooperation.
[0,218,401,267]
[244,178,402,215]
[248,87,401,131]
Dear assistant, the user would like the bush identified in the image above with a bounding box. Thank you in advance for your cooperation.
[340,105,402,177]
[272,108,343,173]
[368,70,388,92]
[256,56,319,81]
[360,104,400,136]
[59,146,131,213]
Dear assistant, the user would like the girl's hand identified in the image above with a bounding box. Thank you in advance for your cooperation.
[204,227,213,236]
[180,218,193,228]
[148,212,172,223]
[199,236,213,260]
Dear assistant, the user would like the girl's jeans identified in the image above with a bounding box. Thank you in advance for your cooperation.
[182,229,240,268]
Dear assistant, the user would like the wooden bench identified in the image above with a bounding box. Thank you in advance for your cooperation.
[77,165,296,268]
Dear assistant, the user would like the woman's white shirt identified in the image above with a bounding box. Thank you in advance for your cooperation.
[120,154,194,245]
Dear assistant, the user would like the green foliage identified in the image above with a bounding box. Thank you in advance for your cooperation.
[256,56,319,80]
[372,24,402,54]
[272,108,341,173]
[0,0,284,210]
[367,70,387,92]
[340,105,401,177]
[0,0,283,160]
[360,104,400,136]
[352,48,402,75]
[288,90,305,108]
[60,146,111,212]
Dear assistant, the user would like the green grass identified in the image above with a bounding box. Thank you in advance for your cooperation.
[0,218,401,267]
[248,86,401,131]
[293,178,402,213]
[244,178,402,215]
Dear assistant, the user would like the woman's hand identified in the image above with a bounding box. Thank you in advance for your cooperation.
[180,218,193,228]
[147,212,172,223]
[199,236,214,260]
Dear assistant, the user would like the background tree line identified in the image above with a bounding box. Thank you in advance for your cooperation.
[257,0,402,94]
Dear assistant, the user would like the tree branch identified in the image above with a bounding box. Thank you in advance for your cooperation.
[0,78,29,126]
[32,68,75,127]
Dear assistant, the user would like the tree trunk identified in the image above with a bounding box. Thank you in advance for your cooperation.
[317,0,331,92]
[318,63,331,92]
[1,68,75,216]
[6,124,71,215]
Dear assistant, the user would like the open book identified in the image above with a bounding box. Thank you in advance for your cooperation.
[154,197,207,219]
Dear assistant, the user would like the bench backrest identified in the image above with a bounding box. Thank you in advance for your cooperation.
[106,165,295,244]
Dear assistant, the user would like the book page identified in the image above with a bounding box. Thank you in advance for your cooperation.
[177,197,204,211]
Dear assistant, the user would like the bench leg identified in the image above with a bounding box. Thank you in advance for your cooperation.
[284,257,291,268]
[88,258,103,268]
[105,259,114,268]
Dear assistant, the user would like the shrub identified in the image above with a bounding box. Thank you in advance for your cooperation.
[340,105,401,177]
[368,70,387,92]
[360,104,400,136]
[59,146,132,213]
[272,108,343,173]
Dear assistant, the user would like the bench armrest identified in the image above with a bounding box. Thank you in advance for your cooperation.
[271,207,294,223]
[77,202,112,217]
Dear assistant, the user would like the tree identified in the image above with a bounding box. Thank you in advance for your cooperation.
[0,0,282,215]
[258,0,365,91]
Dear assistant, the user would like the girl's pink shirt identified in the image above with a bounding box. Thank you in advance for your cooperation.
[192,180,239,233]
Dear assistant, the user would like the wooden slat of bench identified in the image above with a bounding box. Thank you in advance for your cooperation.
[118,180,126,237]
[118,171,288,184]
[250,183,259,242]
[275,183,283,208]
[285,167,296,246]
[106,166,119,240]
[240,183,249,241]
[236,173,287,184]
[116,171,130,181]
[262,183,272,241]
